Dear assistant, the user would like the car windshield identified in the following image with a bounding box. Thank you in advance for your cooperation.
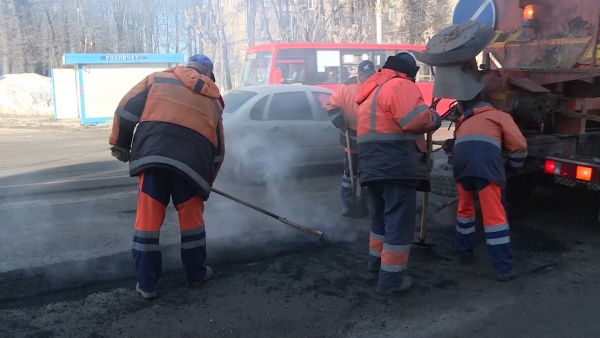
[223,90,257,114]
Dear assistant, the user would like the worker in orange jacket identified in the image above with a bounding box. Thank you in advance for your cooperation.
[453,90,527,281]
[327,60,376,218]
[355,53,441,295]
[109,54,224,299]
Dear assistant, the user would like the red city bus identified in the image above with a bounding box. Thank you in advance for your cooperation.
[241,42,453,112]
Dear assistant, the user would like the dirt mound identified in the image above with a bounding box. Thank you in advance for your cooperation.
[0,73,53,117]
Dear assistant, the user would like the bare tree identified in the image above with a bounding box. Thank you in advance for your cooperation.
[246,0,257,46]
[186,0,233,90]
[144,0,155,52]
[386,0,453,44]
[258,0,273,41]
[0,0,454,79]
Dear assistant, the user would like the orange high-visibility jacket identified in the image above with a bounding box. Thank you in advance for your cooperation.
[453,102,527,187]
[326,76,360,151]
[355,68,441,188]
[109,66,224,200]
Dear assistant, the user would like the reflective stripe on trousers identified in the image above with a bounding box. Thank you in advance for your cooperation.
[455,179,514,274]
[367,182,416,286]
[133,168,209,292]
[455,182,476,260]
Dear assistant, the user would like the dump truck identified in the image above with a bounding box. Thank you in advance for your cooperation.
[424,0,600,221]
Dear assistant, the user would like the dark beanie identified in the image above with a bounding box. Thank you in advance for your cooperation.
[383,52,420,79]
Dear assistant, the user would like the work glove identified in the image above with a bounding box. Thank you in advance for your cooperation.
[111,146,131,163]
[441,138,455,154]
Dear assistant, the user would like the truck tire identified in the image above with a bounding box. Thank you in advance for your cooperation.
[430,159,457,198]
[505,173,539,205]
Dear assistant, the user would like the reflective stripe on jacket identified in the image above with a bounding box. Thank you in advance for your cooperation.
[355,68,441,187]
[326,76,360,150]
[109,66,225,200]
[452,102,528,188]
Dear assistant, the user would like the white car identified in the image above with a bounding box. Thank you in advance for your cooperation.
[221,85,343,184]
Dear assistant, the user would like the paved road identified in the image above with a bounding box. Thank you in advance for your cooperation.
[1,124,599,337]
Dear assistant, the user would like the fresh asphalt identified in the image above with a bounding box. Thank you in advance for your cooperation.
[1,124,600,337]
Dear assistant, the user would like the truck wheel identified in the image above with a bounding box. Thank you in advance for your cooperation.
[430,160,457,198]
[506,173,539,205]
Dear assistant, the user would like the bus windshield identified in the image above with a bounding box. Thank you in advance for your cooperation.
[242,51,272,86]
[242,43,450,112]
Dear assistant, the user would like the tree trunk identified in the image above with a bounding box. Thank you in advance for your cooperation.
[187,25,193,56]
[174,1,180,52]
[42,6,58,69]
[144,1,154,52]
[246,0,257,46]
[112,1,126,52]
[220,24,233,89]
[8,0,29,73]
[256,0,267,41]
[0,0,11,74]
[61,0,72,55]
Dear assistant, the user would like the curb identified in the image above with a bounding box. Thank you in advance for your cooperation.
[0,175,138,197]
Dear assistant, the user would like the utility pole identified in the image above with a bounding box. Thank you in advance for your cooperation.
[376,0,382,44]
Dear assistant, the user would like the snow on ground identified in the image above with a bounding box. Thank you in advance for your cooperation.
[0,73,53,117]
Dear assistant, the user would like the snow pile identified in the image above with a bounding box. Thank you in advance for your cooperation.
[0,73,53,116]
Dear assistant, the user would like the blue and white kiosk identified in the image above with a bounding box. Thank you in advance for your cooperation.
[52,53,184,124]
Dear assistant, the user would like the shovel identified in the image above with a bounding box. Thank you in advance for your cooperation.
[345,129,368,217]
[345,129,357,199]
[212,188,324,238]
[413,131,435,248]
[413,97,443,249]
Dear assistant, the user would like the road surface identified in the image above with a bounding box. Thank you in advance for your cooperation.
[1,122,599,337]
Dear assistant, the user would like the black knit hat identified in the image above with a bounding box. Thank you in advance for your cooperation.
[383,52,420,79]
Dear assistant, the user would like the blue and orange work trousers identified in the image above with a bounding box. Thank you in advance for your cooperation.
[455,178,514,274]
[367,182,416,287]
[132,168,209,293]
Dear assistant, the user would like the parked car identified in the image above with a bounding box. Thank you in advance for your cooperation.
[220,85,343,184]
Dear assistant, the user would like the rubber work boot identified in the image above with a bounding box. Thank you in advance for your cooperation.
[136,283,157,300]
[376,276,413,295]
[496,269,518,282]
[340,207,351,217]
[367,259,381,273]
[187,266,214,287]
[367,264,380,273]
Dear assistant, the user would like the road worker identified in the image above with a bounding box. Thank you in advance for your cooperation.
[450,60,527,281]
[327,60,376,218]
[109,54,224,299]
[355,53,441,294]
